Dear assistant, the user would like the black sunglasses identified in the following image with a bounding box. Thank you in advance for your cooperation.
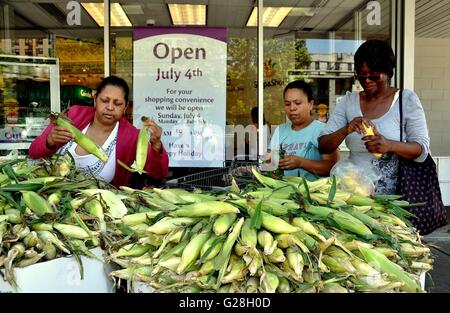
[354,73,383,82]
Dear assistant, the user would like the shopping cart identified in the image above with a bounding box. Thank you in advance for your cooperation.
[166,159,259,192]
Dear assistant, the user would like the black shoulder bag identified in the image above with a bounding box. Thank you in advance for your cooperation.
[396,90,448,235]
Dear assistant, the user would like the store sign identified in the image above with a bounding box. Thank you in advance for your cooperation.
[133,27,227,167]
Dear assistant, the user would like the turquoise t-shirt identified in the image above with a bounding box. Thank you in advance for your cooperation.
[269,120,325,180]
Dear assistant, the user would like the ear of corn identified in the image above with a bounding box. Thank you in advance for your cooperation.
[50,113,108,163]
[267,248,286,263]
[53,223,91,240]
[159,240,189,262]
[260,212,300,234]
[177,226,212,274]
[47,191,62,207]
[80,189,128,219]
[241,218,258,248]
[358,247,422,292]
[278,277,291,293]
[31,223,53,231]
[153,188,189,204]
[299,178,330,193]
[84,199,106,232]
[158,256,181,272]
[251,167,289,189]
[361,122,382,158]
[260,272,279,293]
[346,195,376,206]
[214,218,245,288]
[111,243,152,258]
[135,125,150,174]
[23,231,39,248]
[42,240,57,260]
[200,235,224,261]
[36,231,70,254]
[292,217,326,241]
[146,217,197,235]
[213,213,237,235]
[306,205,373,239]
[5,209,21,224]
[22,191,53,216]
[174,201,239,217]
[257,230,277,255]
[222,259,246,283]
[321,283,349,293]
[121,212,160,226]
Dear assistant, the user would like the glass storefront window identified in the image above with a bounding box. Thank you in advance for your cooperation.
[0,0,396,162]
[262,0,393,130]
[0,54,59,153]
[0,0,104,155]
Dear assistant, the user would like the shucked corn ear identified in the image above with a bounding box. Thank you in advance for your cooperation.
[49,113,108,163]
[361,121,382,158]
[22,191,53,216]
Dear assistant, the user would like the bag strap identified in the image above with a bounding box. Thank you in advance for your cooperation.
[399,89,404,142]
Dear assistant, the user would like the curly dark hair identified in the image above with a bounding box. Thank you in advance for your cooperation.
[354,40,396,78]
[95,75,130,103]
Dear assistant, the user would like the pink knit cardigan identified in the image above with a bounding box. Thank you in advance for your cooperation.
[29,105,169,187]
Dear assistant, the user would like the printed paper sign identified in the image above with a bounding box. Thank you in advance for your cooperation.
[133,27,227,167]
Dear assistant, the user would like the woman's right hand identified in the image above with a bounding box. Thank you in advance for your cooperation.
[347,117,374,135]
[46,126,74,149]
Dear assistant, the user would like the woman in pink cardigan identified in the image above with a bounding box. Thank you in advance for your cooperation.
[29,76,169,188]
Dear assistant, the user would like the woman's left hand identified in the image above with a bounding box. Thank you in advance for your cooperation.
[278,155,303,170]
[363,127,393,155]
[143,118,163,153]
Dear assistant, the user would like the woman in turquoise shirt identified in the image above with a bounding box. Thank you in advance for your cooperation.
[269,80,339,179]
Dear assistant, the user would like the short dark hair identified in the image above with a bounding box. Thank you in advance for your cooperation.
[95,75,130,103]
[251,106,267,124]
[354,40,396,78]
[284,80,314,102]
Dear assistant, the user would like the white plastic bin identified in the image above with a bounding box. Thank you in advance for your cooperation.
[0,248,114,293]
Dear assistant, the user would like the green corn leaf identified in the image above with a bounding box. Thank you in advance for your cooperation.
[301,177,311,204]
[2,164,19,184]
[327,176,337,205]
[199,235,226,263]
[373,194,403,201]
[0,191,21,211]
[250,199,263,230]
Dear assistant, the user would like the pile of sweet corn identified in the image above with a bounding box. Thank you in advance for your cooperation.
[106,168,432,293]
[0,155,124,290]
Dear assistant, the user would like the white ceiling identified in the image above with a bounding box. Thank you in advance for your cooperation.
[1,0,449,40]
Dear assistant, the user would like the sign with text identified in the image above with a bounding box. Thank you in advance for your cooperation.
[133,27,227,167]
